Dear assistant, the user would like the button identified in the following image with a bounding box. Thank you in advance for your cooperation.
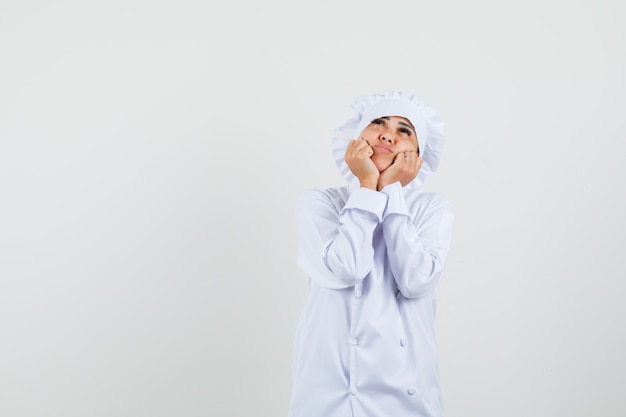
[354,289,363,299]
[400,338,406,347]
[407,386,416,395]
[351,390,356,396]
[350,337,359,346]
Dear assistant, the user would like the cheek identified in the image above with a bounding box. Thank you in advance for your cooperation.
[360,136,378,149]
[358,125,383,141]
[370,154,394,171]
[399,140,418,152]
[357,130,375,144]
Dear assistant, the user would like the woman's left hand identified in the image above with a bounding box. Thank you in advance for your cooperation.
[378,151,422,190]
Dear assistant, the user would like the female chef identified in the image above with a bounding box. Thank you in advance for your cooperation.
[288,91,454,417]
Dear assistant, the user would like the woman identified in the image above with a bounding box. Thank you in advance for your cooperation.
[289,91,454,417]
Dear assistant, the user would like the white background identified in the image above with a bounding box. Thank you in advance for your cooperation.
[1,1,625,416]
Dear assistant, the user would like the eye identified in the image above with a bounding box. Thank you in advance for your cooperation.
[398,127,412,136]
[370,118,385,126]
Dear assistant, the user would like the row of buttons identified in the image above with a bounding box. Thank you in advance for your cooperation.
[350,285,413,396]
[355,288,399,299]
[350,387,417,396]
[349,337,407,347]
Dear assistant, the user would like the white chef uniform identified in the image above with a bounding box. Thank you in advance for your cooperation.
[289,91,453,417]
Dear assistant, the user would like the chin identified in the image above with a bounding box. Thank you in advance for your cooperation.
[372,158,393,173]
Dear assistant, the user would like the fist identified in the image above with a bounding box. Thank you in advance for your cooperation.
[344,138,379,189]
[378,151,422,190]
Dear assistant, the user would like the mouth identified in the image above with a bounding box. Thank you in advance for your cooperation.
[374,145,393,154]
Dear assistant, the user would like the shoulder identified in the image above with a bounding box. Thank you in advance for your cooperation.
[297,185,350,213]
[405,189,454,215]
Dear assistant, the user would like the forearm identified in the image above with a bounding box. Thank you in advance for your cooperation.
[296,187,387,288]
[380,183,454,298]
[383,214,452,298]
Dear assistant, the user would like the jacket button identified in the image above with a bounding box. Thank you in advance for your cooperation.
[400,338,406,347]
[407,386,416,395]
[354,289,363,299]
[350,337,359,346]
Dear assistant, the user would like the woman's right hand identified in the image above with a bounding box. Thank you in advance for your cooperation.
[344,138,379,190]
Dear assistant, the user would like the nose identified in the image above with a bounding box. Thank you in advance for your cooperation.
[380,131,395,144]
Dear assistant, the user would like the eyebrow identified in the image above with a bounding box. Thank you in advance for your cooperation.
[378,117,416,135]
[398,121,416,135]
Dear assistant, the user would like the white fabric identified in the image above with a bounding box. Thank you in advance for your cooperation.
[331,91,445,190]
[289,178,454,417]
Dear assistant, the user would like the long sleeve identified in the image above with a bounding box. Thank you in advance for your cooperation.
[296,187,388,289]
[381,182,454,298]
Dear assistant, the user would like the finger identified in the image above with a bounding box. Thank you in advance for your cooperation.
[346,139,365,157]
[354,140,373,157]
[347,139,361,151]
[347,138,364,152]
[406,152,420,165]
[346,139,373,160]
[395,151,412,164]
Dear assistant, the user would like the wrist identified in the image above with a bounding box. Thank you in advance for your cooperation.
[360,177,378,190]
[377,177,391,191]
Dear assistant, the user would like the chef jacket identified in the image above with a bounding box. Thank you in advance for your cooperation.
[288,178,454,417]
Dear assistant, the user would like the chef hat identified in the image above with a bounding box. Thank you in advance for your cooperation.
[331,91,445,189]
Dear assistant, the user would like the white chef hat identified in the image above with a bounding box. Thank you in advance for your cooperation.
[331,91,445,189]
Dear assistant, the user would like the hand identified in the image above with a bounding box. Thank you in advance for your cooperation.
[378,151,422,190]
[344,138,379,190]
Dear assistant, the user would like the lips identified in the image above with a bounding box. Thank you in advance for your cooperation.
[374,145,393,154]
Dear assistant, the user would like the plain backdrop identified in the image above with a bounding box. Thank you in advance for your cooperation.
[1,1,625,416]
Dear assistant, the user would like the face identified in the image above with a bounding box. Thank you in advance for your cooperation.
[358,115,419,172]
